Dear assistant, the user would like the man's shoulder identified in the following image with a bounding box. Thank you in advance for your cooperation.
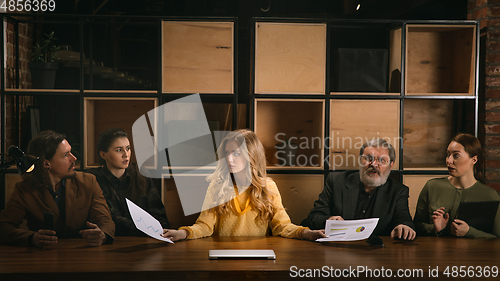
[12,179,34,193]
[385,177,410,193]
[71,171,97,187]
[326,170,358,183]
[327,170,358,180]
[325,170,359,191]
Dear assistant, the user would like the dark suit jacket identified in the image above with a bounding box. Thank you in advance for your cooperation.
[301,171,415,236]
[0,172,115,246]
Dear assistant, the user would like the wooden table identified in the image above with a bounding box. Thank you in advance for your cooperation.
[0,236,499,280]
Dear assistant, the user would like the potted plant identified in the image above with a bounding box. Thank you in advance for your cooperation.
[29,31,60,89]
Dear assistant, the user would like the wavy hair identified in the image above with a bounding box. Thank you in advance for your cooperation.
[205,129,274,224]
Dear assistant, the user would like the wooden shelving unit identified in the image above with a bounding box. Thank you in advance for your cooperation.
[1,15,478,226]
[1,15,239,214]
[251,19,479,224]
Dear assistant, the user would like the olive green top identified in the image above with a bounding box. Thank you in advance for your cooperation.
[414,178,500,238]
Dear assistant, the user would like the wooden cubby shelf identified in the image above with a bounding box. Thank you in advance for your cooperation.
[330,24,402,95]
[161,21,234,94]
[254,99,324,170]
[403,99,475,170]
[330,99,400,170]
[255,22,327,95]
[84,97,158,168]
[406,24,476,96]
[160,102,246,170]
[1,15,478,221]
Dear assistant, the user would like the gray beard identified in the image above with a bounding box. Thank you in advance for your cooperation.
[359,166,390,187]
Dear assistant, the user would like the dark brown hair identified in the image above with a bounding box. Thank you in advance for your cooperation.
[96,128,147,199]
[22,130,66,190]
[451,133,485,183]
[96,128,128,166]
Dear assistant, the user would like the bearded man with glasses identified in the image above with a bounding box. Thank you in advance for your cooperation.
[301,138,416,240]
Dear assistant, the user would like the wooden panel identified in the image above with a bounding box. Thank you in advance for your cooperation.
[403,99,453,170]
[156,102,245,169]
[255,22,326,94]
[162,175,202,229]
[406,25,475,95]
[453,27,476,95]
[389,27,402,93]
[330,100,400,170]
[254,99,324,169]
[4,89,80,93]
[271,174,324,225]
[403,175,440,218]
[330,92,396,96]
[84,98,157,168]
[162,21,234,94]
[203,103,247,131]
[202,103,234,132]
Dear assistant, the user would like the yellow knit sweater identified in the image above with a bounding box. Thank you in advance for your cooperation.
[179,178,308,239]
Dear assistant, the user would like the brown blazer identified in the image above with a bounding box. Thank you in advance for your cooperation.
[0,172,115,246]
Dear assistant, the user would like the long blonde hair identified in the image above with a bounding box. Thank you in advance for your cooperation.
[205,129,274,224]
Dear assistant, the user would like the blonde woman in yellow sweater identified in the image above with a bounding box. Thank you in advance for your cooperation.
[162,129,326,241]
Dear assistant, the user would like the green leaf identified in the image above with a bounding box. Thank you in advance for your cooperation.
[31,31,60,63]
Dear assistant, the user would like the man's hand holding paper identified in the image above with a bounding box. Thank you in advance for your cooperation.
[316,218,379,242]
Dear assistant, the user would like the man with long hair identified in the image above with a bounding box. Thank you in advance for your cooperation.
[0,130,115,247]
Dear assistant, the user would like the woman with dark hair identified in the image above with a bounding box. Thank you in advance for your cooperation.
[414,133,500,237]
[86,128,169,236]
[162,129,326,241]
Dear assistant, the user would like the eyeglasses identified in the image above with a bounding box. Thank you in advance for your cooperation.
[360,154,391,166]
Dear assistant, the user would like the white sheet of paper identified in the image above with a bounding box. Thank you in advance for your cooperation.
[316,218,379,242]
[126,198,173,243]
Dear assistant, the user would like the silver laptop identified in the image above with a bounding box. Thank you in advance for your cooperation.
[208,249,276,260]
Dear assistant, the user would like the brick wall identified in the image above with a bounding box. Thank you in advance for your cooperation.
[469,0,500,191]
[2,16,34,152]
